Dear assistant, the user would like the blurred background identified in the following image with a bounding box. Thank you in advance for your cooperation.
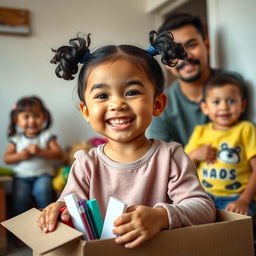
[0,0,255,168]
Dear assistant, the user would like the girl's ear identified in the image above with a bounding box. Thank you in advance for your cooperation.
[153,93,167,117]
[200,101,209,115]
[79,102,90,123]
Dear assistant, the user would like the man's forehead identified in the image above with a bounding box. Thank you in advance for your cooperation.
[169,25,202,43]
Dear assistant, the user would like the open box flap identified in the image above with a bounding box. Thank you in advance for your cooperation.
[1,208,83,255]
[216,208,251,221]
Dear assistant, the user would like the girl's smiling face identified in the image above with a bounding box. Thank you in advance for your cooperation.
[16,106,46,137]
[80,58,165,143]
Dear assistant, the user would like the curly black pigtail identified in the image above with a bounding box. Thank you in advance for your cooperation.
[43,108,52,130]
[7,109,17,137]
[50,34,91,80]
[149,30,187,67]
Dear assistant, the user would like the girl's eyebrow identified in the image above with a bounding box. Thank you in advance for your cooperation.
[90,83,108,93]
[126,80,144,87]
[90,80,144,93]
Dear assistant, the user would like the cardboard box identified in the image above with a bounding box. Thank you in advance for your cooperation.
[1,208,254,256]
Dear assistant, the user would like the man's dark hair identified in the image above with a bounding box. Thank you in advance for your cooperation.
[158,13,206,40]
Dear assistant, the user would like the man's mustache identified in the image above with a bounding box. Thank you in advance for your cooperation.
[175,59,200,71]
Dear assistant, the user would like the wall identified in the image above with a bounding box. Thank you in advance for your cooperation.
[0,0,154,168]
[168,0,207,24]
[207,0,256,120]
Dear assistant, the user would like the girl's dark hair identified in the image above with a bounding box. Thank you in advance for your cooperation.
[50,31,187,102]
[8,96,52,137]
[202,73,248,101]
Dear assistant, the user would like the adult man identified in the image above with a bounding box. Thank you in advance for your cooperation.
[147,13,239,146]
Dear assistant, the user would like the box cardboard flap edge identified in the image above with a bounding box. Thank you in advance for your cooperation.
[216,208,251,221]
[1,208,83,255]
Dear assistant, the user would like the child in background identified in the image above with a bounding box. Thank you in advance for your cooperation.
[185,74,256,216]
[4,96,63,216]
[38,32,215,248]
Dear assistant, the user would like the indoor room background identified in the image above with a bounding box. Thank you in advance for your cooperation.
[0,0,255,168]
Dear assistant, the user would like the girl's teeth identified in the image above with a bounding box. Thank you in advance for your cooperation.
[110,119,129,124]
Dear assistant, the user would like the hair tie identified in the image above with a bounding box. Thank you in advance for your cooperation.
[79,49,91,64]
[12,105,17,110]
[146,45,158,56]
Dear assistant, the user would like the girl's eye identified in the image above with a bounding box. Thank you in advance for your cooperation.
[23,114,30,120]
[95,93,108,99]
[126,90,141,96]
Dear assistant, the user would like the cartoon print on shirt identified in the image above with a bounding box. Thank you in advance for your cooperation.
[217,143,241,164]
[201,143,242,190]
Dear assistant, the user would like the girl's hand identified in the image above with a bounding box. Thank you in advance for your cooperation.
[113,205,168,249]
[189,145,217,164]
[20,148,32,160]
[37,201,68,232]
[27,144,40,155]
[225,199,249,215]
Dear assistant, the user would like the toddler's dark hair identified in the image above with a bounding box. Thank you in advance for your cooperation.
[202,73,248,101]
[50,31,187,103]
[158,13,206,40]
[8,96,52,137]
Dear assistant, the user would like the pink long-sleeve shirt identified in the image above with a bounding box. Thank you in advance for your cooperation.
[59,139,215,229]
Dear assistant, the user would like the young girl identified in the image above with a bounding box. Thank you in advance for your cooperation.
[38,31,215,249]
[185,74,256,216]
[4,96,63,216]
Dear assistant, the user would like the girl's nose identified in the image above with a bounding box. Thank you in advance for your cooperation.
[109,98,128,111]
[28,117,35,122]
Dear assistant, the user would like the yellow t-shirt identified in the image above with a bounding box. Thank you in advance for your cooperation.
[185,121,256,196]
